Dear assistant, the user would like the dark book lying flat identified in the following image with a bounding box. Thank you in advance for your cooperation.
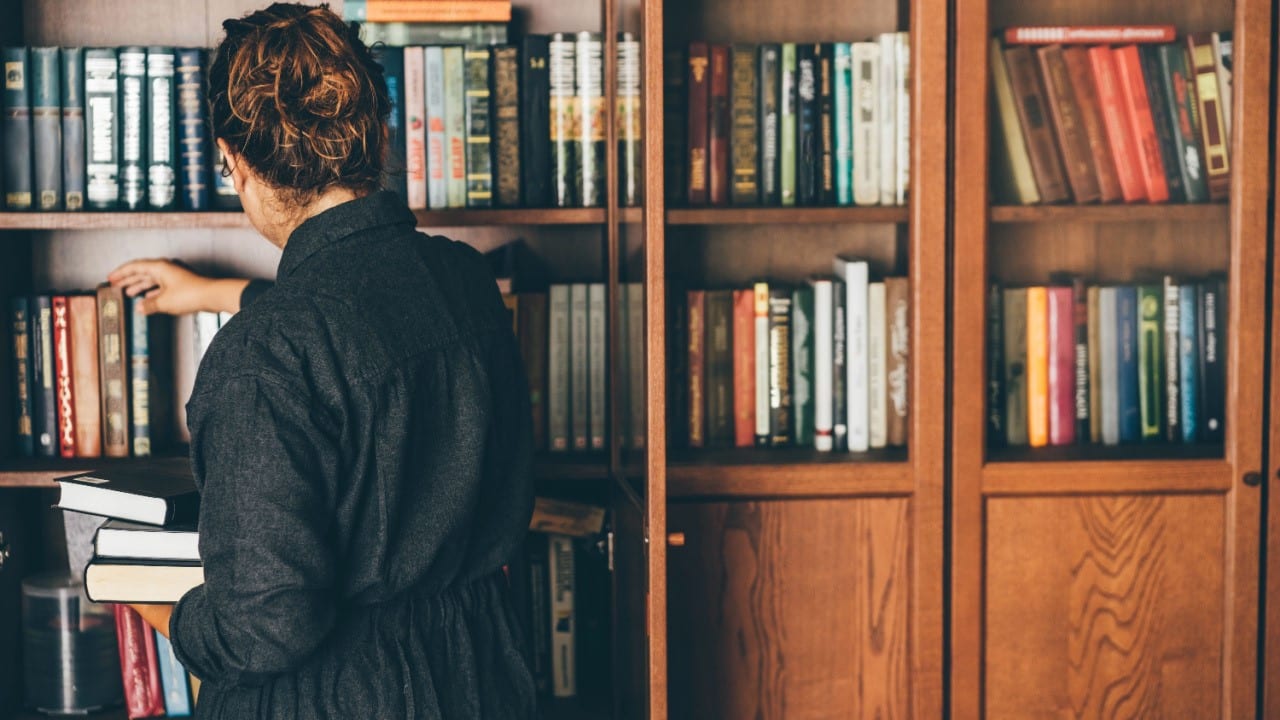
[94,519,198,561]
[85,559,203,604]
[56,464,197,526]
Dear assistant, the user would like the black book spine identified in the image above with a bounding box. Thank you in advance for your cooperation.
[117,47,148,210]
[2,46,33,210]
[617,33,641,207]
[758,44,781,205]
[818,43,836,205]
[31,47,62,210]
[11,297,34,457]
[85,48,119,210]
[705,291,734,447]
[986,282,1004,447]
[491,45,521,207]
[378,46,407,202]
[662,47,687,206]
[520,35,551,207]
[795,45,820,206]
[1072,277,1090,443]
[767,289,793,446]
[548,33,576,208]
[464,46,494,208]
[146,48,177,210]
[1198,279,1225,443]
[211,142,241,210]
[832,279,847,450]
[575,32,605,208]
[729,44,758,205]
[1138,45,1185,203]
[31,296,56,457]
[175,48,209,211]
[61,47,86,211]
[668,289,688,448]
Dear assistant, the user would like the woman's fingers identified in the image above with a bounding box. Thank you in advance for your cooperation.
[121,278,159,298]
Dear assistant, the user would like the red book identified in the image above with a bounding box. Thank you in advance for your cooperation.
[1061,46,1122,203]
[1004,25,1176,45]
[1047,286,1076,446]
[1112,45,1168,203]
[51,296,76,458]
[708,45,731,206]
[112,605,165,718]
[67,294,101,458]
[686,43,710,205]
[686,290,706,448]
[1087,47,1146,202]
[732,289,756,447]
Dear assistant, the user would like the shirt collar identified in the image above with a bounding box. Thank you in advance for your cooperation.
[277,191,418,280]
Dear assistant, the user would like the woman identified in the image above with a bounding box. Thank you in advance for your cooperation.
[108,4,536,717]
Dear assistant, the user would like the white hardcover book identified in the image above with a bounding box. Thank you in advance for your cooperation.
[193,311,220,362]
[1212,32,1232,142]
[217,311,233,327]
[753,282,770,444]
[548,534,576,698]
[442,46,466,208]
[834,258,869,451]
[628,283,646,449]
[425,46,447,209]
[894,32,910,206]
[851,43,879,206]
[1099,287,1119,446]
[811,279,834,451]
[404,46,427,209]
[867,282,888,448]
[587,283,607,450]
[877,34,896,207]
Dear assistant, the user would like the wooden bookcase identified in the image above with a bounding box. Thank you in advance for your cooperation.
[952,0,1272,719]
[1266,34,1280,720]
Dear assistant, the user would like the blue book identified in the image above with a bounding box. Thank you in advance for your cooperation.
[176,48,209,210]
[60,47,86,210]
[129,296,151,457]
[1116,286,1141,444]
[833,43,852,205]
[2,46,33,210]
[31,47,62,210]
[11,297,34,457]
[30,296,56,457]
[378,46,407,202]
[153,630,192,716]
[1178,285,1199,443]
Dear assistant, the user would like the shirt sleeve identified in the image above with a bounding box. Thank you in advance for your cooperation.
[169,373,340,687]
[239,279,274,310]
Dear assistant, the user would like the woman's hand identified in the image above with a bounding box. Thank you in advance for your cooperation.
[129,603,175,639]
[108,259,249,316]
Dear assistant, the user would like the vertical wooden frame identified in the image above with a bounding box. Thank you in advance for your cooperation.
[1266,24,1280,716]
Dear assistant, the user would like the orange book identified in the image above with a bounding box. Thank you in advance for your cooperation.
[1087,47,1145,202]
[360,1,511,23]
[1025,287,1050,448]
[732,289,756,447]
[67,294,101,458]
[1112,45,1168,203]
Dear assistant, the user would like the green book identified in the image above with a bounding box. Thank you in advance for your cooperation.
[791,287,814,446]
[31,47,62,211]
[463,46,493,208]
[2,46,33,210]
[779,43,797,207]
[1002,288,1028,446]
[442,46,466,209]
[1137,284,1164,442]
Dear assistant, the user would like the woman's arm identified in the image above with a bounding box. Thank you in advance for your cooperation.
[108,259,268,315]
[130,604,174,638]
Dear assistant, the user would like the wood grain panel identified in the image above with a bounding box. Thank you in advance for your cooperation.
[1267,26,1280,718]
[667,225,901,289]
[664,0,900,46]
[986,494,1226,718]
[668,498,911,720]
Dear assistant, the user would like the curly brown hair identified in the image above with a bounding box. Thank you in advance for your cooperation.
[208,3,390,204]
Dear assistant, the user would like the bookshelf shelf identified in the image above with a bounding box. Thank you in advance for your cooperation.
[990,202,1230,224]
[665,206,909,226]
[987,442,1225,464]
[981,458,1232,495]
[0,208,614,231]
[667,447,911,498]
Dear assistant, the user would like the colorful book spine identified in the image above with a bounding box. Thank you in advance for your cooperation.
[1047,286,1075,446]
[11,298,34,456]
[85,48,119,209]
[1156,44,1208,203]
[463,46,494,208]
[617,34,642,207]
[791,287,814,447]
[686,289,705,448]
[1025,287,1049,448]
[1098,287,1119,445]
[732,287,757,448]
[31,47,62,210]
[68,294,101,457]
[548,285,570,451]
[811,279,834,451]
[52,296,76,458]
[112,605,165,718]
[175,48,208,211]
[569,283,589,451]
[442,46,466,209]
[833,43,853,206]
[877,34,896,206]
[768,289,793,446]
[403,46,426,210]
[705,290,733,447]
[548,34,576,207]
[729,44,758,205]
[758,45,781,205]
[1162,278,1181,443]
[753,282,770,446]
[425,45,447,209]
[491,45,521,207]
[1116,286,1141,444]
[818,43,836,205]
[707,45,730,206]
[61,47,86,211]
[1186,33,1230,201]
[129,296,151,457]
[779,43,797,207]
[1035,45,1100,203]
[794,44,819,207]
[575,32,606,208]
[1002,288,1028,445]
[850,42,879,206]
[97,285,130,458]
[379,46,407,202]
[1061,46,1121,203]
[1087,46,1144,202]
[1178,285,1198,442]
[2,47,33,209]
[31,296,56,457]
[1137,285,1163,441]
[886,276,909,447]
[866,282,886,448]
[1112,45,1168,203]
[1004,45,1069,203]
[1138,45,1186,202]
[521,35,551,207]
[117,46,148,210]
[685,42,710,206]
[153,631,192,717]
[146,47,177,210]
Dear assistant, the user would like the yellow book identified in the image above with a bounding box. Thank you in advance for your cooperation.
[990,38,1041,205]
[1025,287,1049,447]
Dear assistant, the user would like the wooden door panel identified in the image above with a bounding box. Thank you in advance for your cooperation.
[668,498,911,720]
[985,494,1226,719]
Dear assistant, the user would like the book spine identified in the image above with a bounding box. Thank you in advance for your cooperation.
[877,34,896,206]
[491,45,521,207]
[548,285,570,451]
[587,283,606,451]
[753,282,770,446]
[791,287,814,447]
[1087,286,1102,442]
[1178,285,1198,442]
[686,290,705,448]
[31,297,56,457]
[576,33,605,208]
[794,44,819,206]
[818,44,836,205]
[1072,278,1090,442]
[1113,46,1168,203]
[867,282,887,449]
[403,46,426,209]
[1061,46,1121,203]
[729,45,758,205]
[886,276,909,447]
[812,280,833,451]
[834,43,853,206]
[1198,280,1224,442]
[548,35,576,207]
[831,280,847,450]
[61,48,86,210]
[1158,44,1208,203]
[1035,45,1100,203]
[175,48,208,211]
[153,631,192,716]
[615,287,630,449]
[685,42,709,205]
[843,260,869,451]
[989,39,1041,204]
[31,48,62,210]
[112,605,166,718]
[706,291,734,447]
[1047,286,1075,446]
[463,47,493,208]
[521,36,551,207]
[1002,288,1029,445]
[1137,285,1164,441]
[378,46,407,202]
[851,42,879,206]
[1004,46,1069,203]
[68,295,101,457]
[211,138,240,210]
[668,290,688,447]
[129,296,151,457]
[2,47,33,209]
[52,296,76,458]
[1116,286,1141,444]
[97,285,129,458]
[425,46,447,209]
[758,45,780,205]
[1025,287,1049,447]
[707,45,730,206]
[617,35,641,207]
[85,49,120,209]
[1087,47,1145,202]
[1186,34,1230,201]
[518,294,548,451]
[627,284,645,449]
[779,43,797,206]
[11,298,34,456]
[663,47,687,206]
[569,283,589,451]
[895,33,910,205]
[353,0,512,23]
[1212,31,1233,141]
[118,47,148,210]
[443,46,466,209]
[1138,45,1185,202]
[1099,288,1119,444]
[987,283,1004,446]
[1154,278,1178,444]
[526,535,551,693]
[548,535,576,698]
[1004,25,1177,45]
[768,289,793,446]
[363,23,509,49]
[145,48,176,210]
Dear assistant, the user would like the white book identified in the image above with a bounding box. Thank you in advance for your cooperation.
[548,534,576,698]
[425,46,447,209]
[627,283,646,450]
[851,43,880,207]
[1099,287,1119,446]
[834,258,869,451]
[894,32,910,206]
[404,46,427,210]
[193,311,220,362]
[442,46,466,208]
[867,282,887,448]
[811,279,834,451]
[753,282,770,444]
[877,34,896,207]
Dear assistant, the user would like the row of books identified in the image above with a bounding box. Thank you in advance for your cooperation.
[343,0,511,24]
[672,262,910,452]
[669,37,910,208]
[378,33,642,212]
[1,46,240,212]
[987,277,1226,448]
[505,283,645,454]
[112,605,198,717]
[991,26,1233,205]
